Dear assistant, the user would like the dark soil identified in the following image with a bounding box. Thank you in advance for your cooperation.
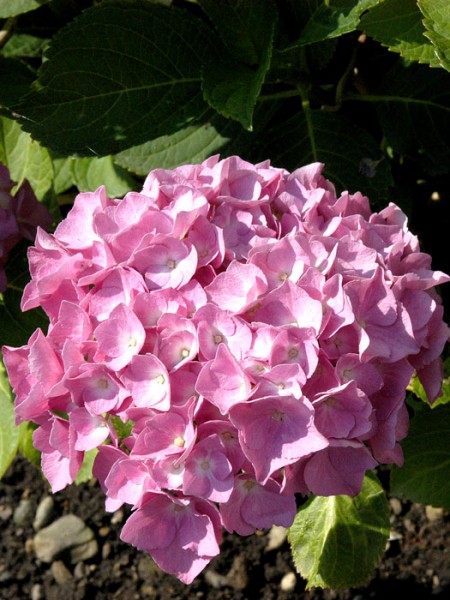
[1,456,449,600]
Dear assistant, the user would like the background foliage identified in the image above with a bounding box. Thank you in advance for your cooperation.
[1,0,450,589]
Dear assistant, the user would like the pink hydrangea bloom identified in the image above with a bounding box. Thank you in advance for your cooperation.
[3,155,449,583]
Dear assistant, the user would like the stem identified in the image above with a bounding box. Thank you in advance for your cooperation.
[300,93,318,162]
[0,18,17,49]
[258,89,303,102]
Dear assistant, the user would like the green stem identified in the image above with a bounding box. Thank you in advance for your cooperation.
[0,18,16,49]
[258,89,303,102]
[300,93,318,162]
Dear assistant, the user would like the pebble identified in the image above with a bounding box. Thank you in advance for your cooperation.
[33,514,98,564]
[280,571,297,592]
[425,505,444,522]
[226,555,248,591]
[389,497,402,516]
[111,509,124,525]
[33,496,55,531]
[31,583,44,600]
[266,525,288,551]
[74,561,87,580]
[13,498,33,526]
[0,504,13,522]
[204,569,227,589]
[51,560,72,585]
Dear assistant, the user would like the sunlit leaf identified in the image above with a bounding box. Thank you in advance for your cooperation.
[70,156,136,198]
[0,358,19,479]
[0,0,50,18]
[115,110,238,176]
[419,0,450,72]
[286,0,381,47]
[0,116,53,202]
[360,0,442,68]
[288,473,389,588]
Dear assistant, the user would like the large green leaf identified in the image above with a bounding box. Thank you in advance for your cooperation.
[360,62,450,175]
[14,1,217,156]
[0,358,19,479]
[419,0,450,72]
[0,116,53,202]
[201,1,276,129]
[286,0,382,47]
[115,110,239,176]
[198,0,277,66]
[0,58,35,114]
[390,405,450,508]
[360,0,442,68]
[0,0,50,18]
[288,473,390,588]
[256,108,392,205]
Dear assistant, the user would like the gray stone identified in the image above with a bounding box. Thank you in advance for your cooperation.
[51,560,72,585]
[13,499,33,526]
[31,583,44,600]
[33,514,98,564]
[33,496,55,531]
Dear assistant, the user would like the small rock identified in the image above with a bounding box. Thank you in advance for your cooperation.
[266,525,288,551]
[389,497,402,516]
[204,569,228,589]
[74,561,87,580]
[280,571,297,592]
[226,555,248,591]
[33,496,55,531]
[425,505,444,522]
[102,541,111,560]
[31,583,44,600]
[33,514,98,564]
[13,498,33,526]
[98,526,110,538]
[51,560,72,585]
[111,509,124,525]
[0,504,13,522]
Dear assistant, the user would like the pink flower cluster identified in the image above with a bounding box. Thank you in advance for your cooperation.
[0,162,52,292]
[3,156,449,583]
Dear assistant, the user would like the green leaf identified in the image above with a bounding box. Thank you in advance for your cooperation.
[408,364,450,409]
[2,33,49,59]
[115,110,239,176]
[52,155,74,195]
[202,58,273,130]
[18,421,40,466]
[14,1,217,156]
[198,0,277,66]
[0,57,35,112]
[257,108,392,205]
[0,357,19,479]
[419,0,450,72]
[288,473,390,588]
[0,241,49,348]
[390,405,450,508]
[0,116,54,202]
[0,0,50,18]
[364,62,450,175]
[70,156,136,198]
[287,0,382,47]
[201,1,276,130]
[75,448,98,485]
[360,0,442,68]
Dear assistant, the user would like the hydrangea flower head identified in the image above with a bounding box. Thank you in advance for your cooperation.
[3,155,449,583]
